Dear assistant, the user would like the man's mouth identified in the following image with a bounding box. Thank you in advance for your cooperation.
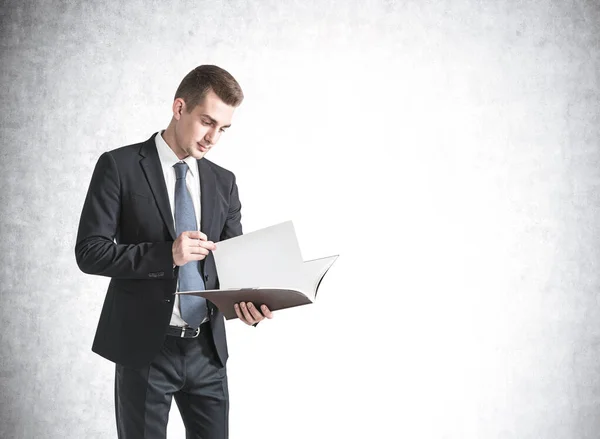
[197,143,209,153]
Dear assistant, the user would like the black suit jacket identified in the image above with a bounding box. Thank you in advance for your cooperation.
[75,133,242,368]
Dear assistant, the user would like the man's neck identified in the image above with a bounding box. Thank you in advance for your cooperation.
[162,124,188,160]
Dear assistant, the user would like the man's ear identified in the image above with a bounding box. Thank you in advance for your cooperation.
[172,98,185,120]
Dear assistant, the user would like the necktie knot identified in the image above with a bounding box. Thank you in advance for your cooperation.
[174,162,188,180]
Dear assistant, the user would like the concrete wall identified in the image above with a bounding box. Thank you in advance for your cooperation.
[1,0,599,438]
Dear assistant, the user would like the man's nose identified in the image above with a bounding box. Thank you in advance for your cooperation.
[205,128,219,145]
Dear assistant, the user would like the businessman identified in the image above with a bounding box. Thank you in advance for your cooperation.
[75,65,272,439]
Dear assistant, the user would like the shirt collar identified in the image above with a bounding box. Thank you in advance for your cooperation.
[155,130,197,177]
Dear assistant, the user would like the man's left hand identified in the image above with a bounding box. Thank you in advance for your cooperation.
[234,302,273,326]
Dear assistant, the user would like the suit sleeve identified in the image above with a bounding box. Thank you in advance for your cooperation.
[75,152,176,279]
[220,173,243,241]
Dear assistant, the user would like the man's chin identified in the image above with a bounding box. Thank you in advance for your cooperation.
[188,148,207,160]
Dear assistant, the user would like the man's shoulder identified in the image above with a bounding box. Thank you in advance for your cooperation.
[200,157,236,180]
[105,133,156,160]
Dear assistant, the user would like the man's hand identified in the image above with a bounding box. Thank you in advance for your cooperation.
[172,231,216,266]
[234,302,273,326]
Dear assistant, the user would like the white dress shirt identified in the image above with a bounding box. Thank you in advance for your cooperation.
[155,131,201,327]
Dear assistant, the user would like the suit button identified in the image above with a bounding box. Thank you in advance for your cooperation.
[163,299,172,303]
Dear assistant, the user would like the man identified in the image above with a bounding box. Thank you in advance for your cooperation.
[75,65,272,439]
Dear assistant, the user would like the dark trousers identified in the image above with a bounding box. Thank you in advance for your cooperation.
[115,326,229,439]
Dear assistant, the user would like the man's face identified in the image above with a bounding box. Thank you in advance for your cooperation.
[172,89,236,160]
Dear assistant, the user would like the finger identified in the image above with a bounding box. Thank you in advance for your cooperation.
[188,246,209,256]
[187,230,208,241]
[184,240,215,252]
[260,305,274,319]
[246,302,264,321]
[239,302,256,324]
[178,231,200,241]
[234,303,252,325]
[196,240,216,251]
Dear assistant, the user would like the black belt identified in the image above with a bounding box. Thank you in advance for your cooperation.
[166,322,209,339]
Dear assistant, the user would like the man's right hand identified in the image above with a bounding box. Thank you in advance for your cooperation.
[172,231,216,266]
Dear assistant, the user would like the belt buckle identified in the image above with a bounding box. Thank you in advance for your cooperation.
[179,326,200,338]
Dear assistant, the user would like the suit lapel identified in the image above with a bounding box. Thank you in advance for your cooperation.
[198,159,217,239]
[139,134,177,240]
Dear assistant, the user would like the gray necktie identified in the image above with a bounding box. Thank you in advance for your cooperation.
[174,162,208,328]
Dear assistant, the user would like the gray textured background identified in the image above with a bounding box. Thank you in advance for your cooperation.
[1,0,599,438]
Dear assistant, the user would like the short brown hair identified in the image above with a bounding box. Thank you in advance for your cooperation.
[174,65,244,111]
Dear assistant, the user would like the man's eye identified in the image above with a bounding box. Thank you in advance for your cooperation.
[219,128,227,133]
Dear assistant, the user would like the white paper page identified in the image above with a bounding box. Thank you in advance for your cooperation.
[295,255,339,298]
[213,221,305,289]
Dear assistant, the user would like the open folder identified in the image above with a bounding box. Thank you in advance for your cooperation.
[176,221,338,320]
